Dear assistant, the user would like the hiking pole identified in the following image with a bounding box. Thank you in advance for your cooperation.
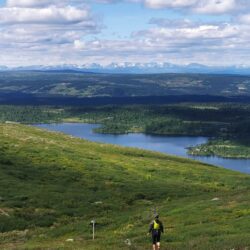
[153,207,158,217]
[154,207,156,216]
[90,220,95,240]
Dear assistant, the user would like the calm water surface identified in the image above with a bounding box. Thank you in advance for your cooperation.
[35,123,250,174]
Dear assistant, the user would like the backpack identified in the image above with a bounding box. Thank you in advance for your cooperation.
[153,220,160,230]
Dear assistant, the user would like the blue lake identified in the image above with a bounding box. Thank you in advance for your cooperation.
[35,123,250,174]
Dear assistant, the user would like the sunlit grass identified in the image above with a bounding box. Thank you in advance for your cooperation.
[0,123,249,249]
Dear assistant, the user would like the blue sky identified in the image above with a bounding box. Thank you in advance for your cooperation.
[0,0,249,67]
[91,2,185,39]
[91,2,231,39]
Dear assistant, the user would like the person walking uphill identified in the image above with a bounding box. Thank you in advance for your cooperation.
[148,214,164,250]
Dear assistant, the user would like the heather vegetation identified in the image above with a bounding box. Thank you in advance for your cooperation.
[0,123,249,249]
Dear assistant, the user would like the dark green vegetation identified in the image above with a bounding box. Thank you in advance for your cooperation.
[2,103,250,158]
[0,123,250,249]
[1,71,250,98]
[0,106,64,124]
[188,139,250,158]
[74,103,249,136]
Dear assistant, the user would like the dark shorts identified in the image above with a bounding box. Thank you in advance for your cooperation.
[152,230,161,244]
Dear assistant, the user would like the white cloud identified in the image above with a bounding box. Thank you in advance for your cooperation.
[100,0,246,14]
[95,0,242,14]
[144,0,197,9]
[74,39,86,49]
[143,0,239,13]
[1,0,250,66]
[140,24,239,40]
[194,0,236,14]
[0,1,100,67]
[70,18,250,66]
[0,6,89,25]
[7,0,62,8]
[239,14,250,24]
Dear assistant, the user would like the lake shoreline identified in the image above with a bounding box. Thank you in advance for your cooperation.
[33,123,250,174]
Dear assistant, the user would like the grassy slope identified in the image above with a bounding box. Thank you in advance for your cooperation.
[0,124,250,250]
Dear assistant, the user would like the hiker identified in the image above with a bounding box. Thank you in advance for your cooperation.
[148,214,164,250]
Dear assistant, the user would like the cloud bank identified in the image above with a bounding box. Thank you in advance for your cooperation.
[0,0,250,67]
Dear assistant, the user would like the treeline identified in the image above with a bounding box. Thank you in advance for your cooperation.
[2,103,250,141]
[1,92,250,106]
[0,106,65,123]
[188,139,250,158]
[68,104,250,140]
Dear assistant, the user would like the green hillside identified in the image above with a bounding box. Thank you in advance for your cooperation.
[0,123,249,249]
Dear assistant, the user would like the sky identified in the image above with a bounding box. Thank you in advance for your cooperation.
[0,0,250,67]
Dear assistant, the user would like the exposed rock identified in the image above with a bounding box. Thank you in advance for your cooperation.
[0,208,10,217]
[211,197,220,201]
[94,201,103,205]
[66,239,74,242]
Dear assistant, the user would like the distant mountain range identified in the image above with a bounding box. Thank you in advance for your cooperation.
[1,63,250,75]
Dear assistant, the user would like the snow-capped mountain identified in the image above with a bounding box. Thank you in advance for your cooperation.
[1,63,250,75]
